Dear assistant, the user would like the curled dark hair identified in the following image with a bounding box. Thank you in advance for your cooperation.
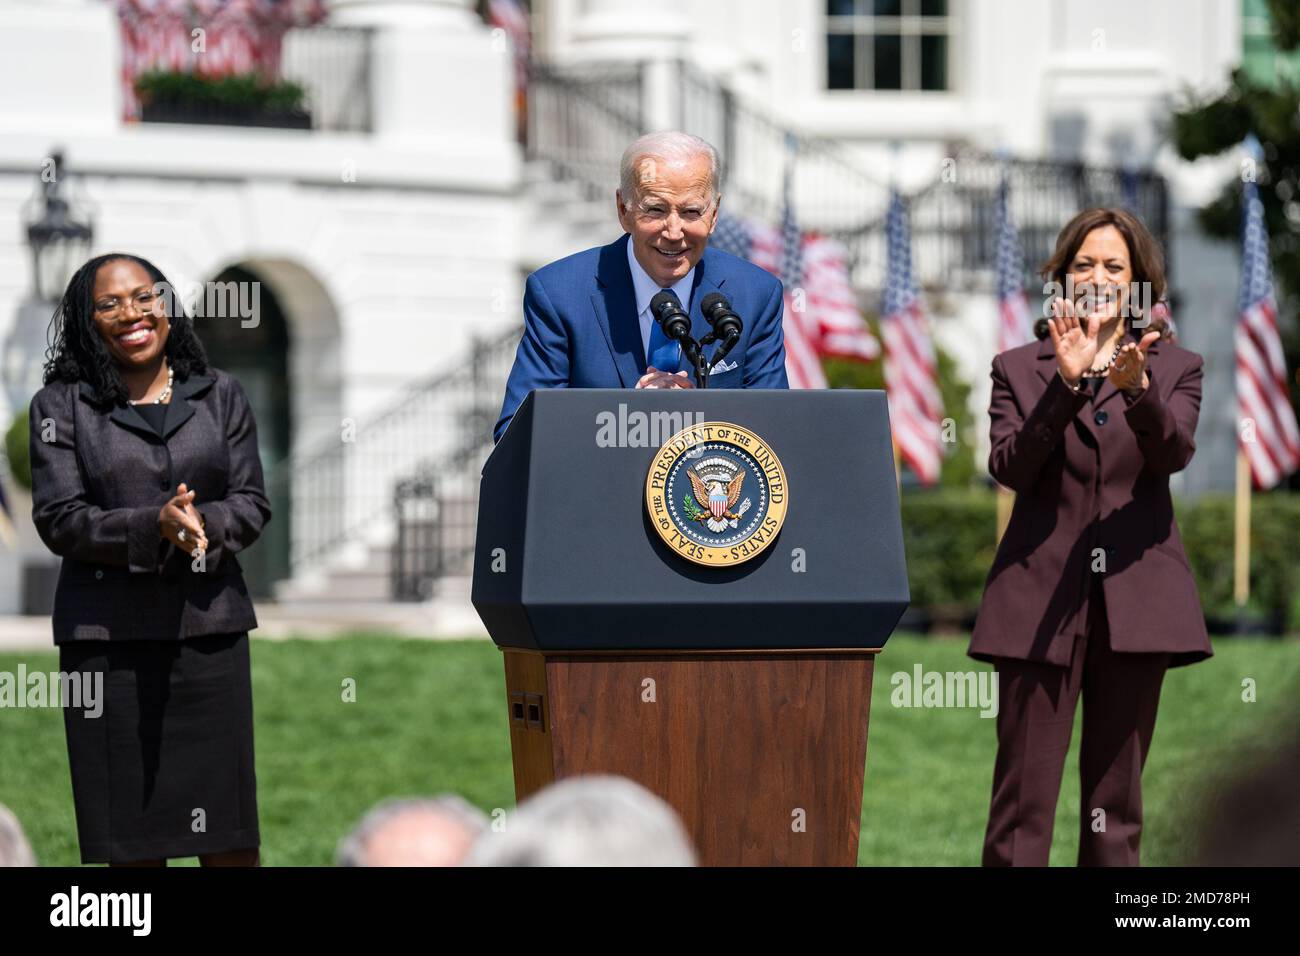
[42,253,209,405]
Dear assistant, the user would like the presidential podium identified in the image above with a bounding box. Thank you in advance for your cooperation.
[472,389,908,866]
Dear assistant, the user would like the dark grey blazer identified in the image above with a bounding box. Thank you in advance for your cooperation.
[28,368,271,643]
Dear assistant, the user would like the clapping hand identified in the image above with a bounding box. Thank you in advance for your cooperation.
[636,367,694,389]
[1108,332,1159,396]
[158,482,207,554]
[1047,297,1102,387]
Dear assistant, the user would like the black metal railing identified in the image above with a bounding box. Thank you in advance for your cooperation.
[525,59,890,236]
[524,59,1169,294]
[137,25,373,133]
[391,436,498,601]
[677,63,890,236]
[280,25,374,132]
[389,335,518,601]
[263,323,520,581]
[850,150,1170,295]
[526,62,643,200]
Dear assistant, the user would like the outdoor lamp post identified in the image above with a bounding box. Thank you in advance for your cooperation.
[3,151,94,414]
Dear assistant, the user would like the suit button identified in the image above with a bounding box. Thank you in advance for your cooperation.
[1094,410,1109,426]
[94,570,103,580]
[159,478,169,490]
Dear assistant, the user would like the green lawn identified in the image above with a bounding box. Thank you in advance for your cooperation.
[1,633,1296,866]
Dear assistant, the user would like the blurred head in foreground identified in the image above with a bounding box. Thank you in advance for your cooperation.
[0,803,36,867]
[466,775,696,867]
[1194,729,1300,866]
[337,795,488,866]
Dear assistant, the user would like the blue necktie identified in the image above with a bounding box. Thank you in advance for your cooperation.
[646,290,683,372]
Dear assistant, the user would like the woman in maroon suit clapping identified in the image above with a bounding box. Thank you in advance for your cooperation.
[969,208,1212,866]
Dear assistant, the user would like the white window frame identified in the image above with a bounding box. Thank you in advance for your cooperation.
[825,0,957,93]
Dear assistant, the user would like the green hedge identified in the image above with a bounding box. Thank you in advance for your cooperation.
[135,70,307,114]
[4,409,29,490]
[900,488,1300,633]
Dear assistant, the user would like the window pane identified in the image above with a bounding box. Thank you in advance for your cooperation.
[874,33,901,89]
[920,33,947,90]
[826,0,856,16]
[873,0,901,16]
[920,0,947,15]
[827,33,856,89]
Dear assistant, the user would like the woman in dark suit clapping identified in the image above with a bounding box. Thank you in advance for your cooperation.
[29,254,271,866]
[969,209,1212,866]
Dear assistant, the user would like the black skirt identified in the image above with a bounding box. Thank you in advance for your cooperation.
[59,632,260,864]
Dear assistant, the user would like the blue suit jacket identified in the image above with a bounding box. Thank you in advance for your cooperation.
[494,233,789,441]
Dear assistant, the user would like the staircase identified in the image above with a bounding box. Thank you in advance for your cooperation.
[266,58,1170,609]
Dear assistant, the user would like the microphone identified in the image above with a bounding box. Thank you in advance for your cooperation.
[650,290,693,344]
[700,292,743,365]
[700,292,742,343]
[650,289,705,387]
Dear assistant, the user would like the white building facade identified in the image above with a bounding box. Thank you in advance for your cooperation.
[0,0,1253,611]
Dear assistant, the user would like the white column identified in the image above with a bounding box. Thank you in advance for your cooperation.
[326,0,513,145]
[328,0,478,29]
[567,0,690,131]
[569,0,689,60]
[0,0,120,134]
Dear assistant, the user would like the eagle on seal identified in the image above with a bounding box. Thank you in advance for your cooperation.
[689,470,745,531]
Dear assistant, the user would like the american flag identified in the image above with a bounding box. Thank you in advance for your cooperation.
[488,0,531,94]
[1151,298,1177,342]
[882,189,944,485]
[117,0,327,120]
[708,153,878,388]
[994,173,1033,354]
[1236,179,1300,489]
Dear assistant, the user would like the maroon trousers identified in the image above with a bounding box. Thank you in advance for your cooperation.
[981,582,1170,866]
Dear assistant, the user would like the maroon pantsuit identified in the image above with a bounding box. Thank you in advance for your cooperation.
[970,329,1212,866]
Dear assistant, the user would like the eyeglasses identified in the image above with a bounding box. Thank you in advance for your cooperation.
[629,198,717,225]
[94,289,163,318]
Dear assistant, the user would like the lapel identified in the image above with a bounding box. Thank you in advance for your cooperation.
[81,372,216,441]
[592,235,645,387]
[592,234,725,383]
[1033,327,1163,442]
[684,251,724,374]
[158,373,216,438]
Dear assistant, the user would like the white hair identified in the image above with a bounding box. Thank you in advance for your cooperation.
[619,131,721,209]
[0,803,35,867]
[336,795,488,867]
[464,775,697,867]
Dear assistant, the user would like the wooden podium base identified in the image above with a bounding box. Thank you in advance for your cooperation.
[501,648,876,866]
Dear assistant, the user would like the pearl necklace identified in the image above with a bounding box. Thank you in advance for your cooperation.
[129,363,173,405]
[1082,327,1127,377]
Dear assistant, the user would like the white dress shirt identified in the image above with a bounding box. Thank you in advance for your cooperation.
[626,235,696,361]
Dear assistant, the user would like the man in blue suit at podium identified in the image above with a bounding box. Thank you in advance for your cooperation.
[494,131,790,442]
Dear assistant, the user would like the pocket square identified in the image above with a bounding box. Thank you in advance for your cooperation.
[709,359,739,375]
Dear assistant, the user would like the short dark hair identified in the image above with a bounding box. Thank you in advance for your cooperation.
[42,253,209,405]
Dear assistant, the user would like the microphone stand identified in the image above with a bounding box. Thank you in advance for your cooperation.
[686,337,709,389]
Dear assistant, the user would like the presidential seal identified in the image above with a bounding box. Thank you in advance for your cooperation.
[645,421,788,566]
